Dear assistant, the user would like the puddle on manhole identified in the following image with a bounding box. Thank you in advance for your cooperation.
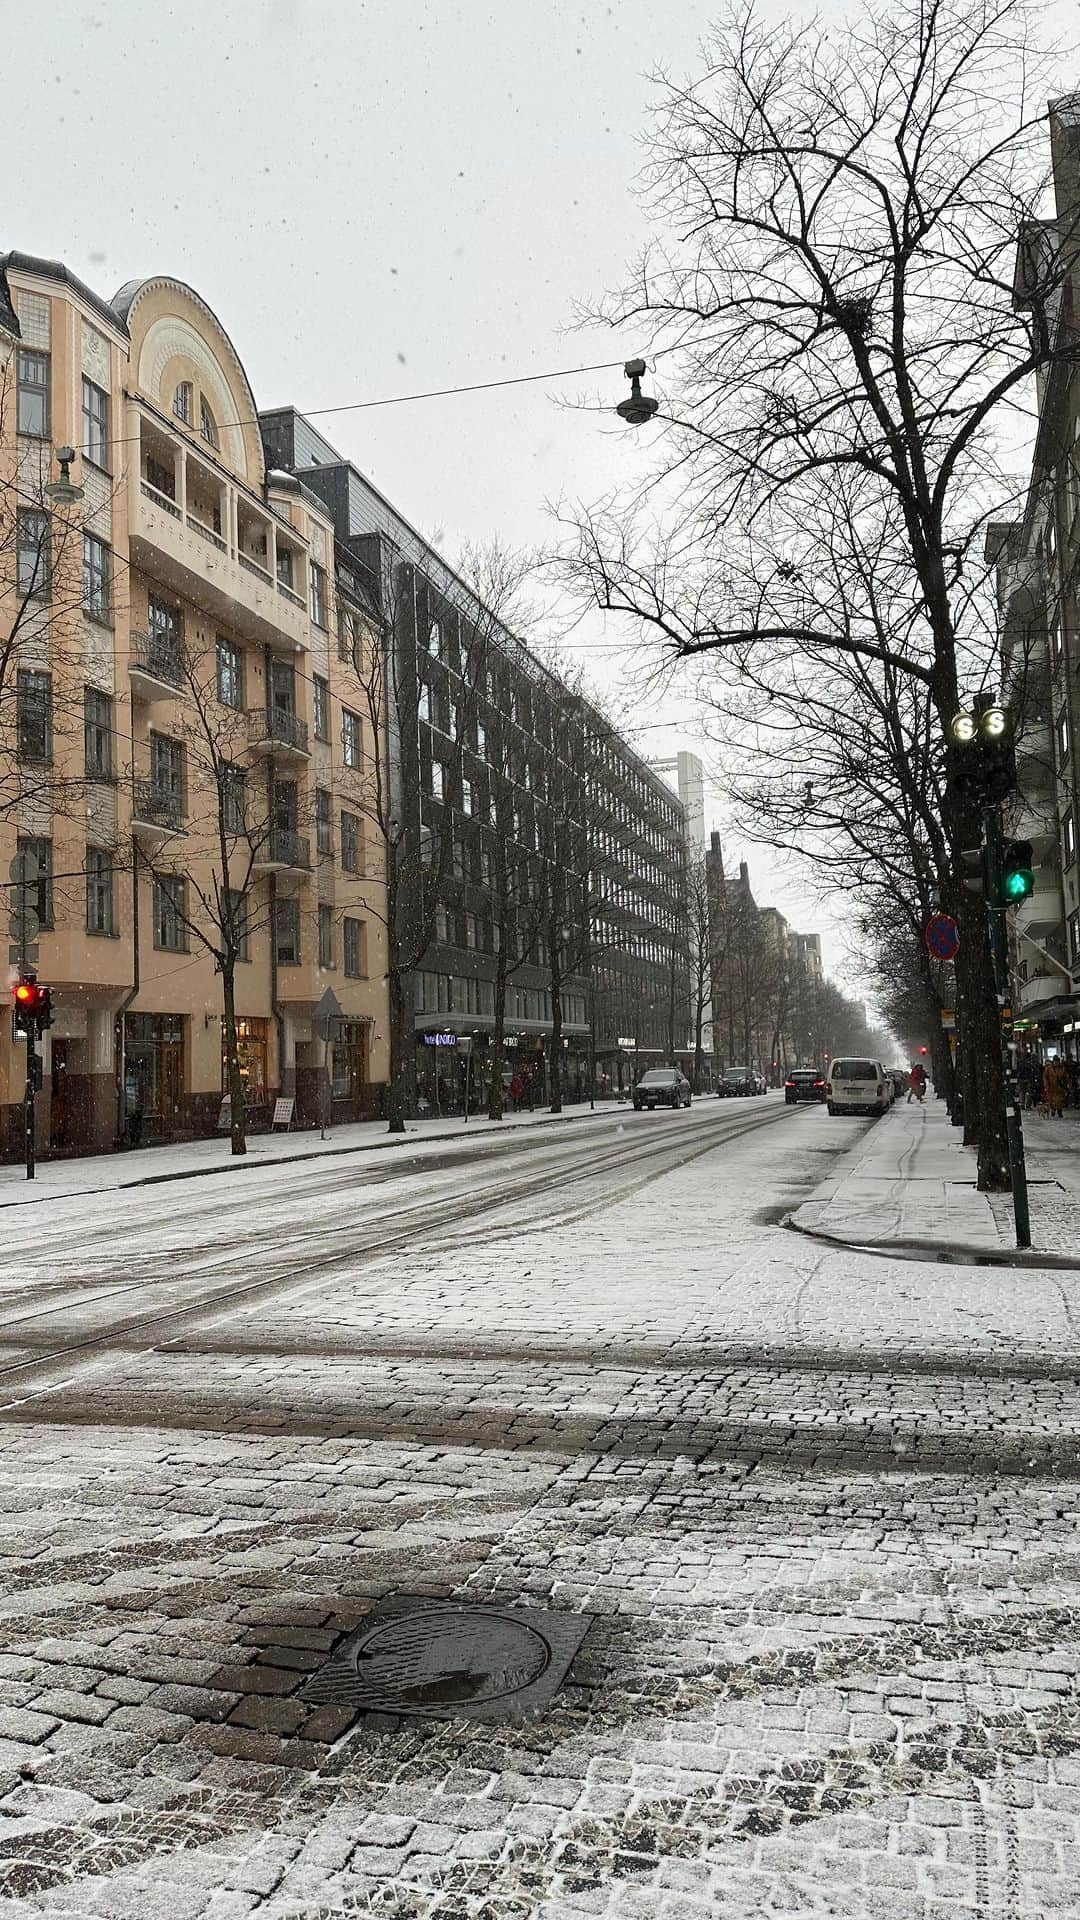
[303,1598,592,1723]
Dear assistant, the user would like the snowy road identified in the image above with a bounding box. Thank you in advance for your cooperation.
[0,1097,1078,1916]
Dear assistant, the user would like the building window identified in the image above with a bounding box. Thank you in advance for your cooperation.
[16,509,50,598]
[428,619,442,658]
[431,759,445,802]
[1058,706,1071,765]
[418,684,431,723]
[223,1017,267,1101]
[83,532,111,622]
[477,721,487,757]
[465,912,478,951]
[1066,810,1077,868]
[222,764,246,834]
[1052,617,1064,666]
[341,708,361,768]
[344,917,366,977]
[341,810,360,873]
[461,777,473,816]
[199,396,218,447]
[310,562,328,628]
[276,546,293,589]
[435,902,449,944]
[85,847,113,936]
[17,670,52,762]
[150,732,184,802]
[16,348,49,437]
[84,688,113,780]
[173,381,193,425]
[316,787,332,855]
[148,594,182,653]
[274,898,300,965]
[216,637,243,708]
[313,675,329,742]
[145,453,175,500]
[319,902,334,968]
[82,376,109,470]
[153,874,187,952]
[223,888,249,960]
[1071,910,1080,966]
[17,837,53,929]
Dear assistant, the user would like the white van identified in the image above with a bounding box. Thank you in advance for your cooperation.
[826,1057,890,1117]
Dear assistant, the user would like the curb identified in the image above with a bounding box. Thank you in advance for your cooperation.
[0,1103,615,1208]
[784,1211,1080,1272]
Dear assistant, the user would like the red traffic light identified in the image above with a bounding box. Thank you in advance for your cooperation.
[11,979,52,1026]
[918,1045,929,1055]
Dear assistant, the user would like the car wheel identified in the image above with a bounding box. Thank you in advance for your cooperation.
[827,1103,836,1115]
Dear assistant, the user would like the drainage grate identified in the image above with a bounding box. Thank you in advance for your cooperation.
[302,1597,591,1724]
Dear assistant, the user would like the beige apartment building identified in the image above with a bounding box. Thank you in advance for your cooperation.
[0,252,388,1157]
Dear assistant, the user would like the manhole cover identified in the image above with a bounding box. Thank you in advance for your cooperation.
[303,1598,591,1723]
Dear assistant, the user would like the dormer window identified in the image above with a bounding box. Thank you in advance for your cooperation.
[199,397,219,448]
[173,381,192,425]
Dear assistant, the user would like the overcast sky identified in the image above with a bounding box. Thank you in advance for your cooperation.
[7,0,1073,1001]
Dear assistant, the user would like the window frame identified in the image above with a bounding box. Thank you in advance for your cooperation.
[310,561,329,629]
[215,637,244,710]
[316,786,333,856]
[17,836,53,929]
[313,674,330,742]
[85,846,114,937]
[1065,809,1077,868]
[81,375,110,471]
[84,687,113,781]
[173,381,193,425]
[199,395,219,447]
[16,348,50,438]
[153,873,188,952]
[83,531,111,623]
[1058,705,1072,766]
[341,707,361,769]
[274,897,301,966]
[225,887,249,961]
[16,509,51,599]
[343,917,365,978]
[341,810,360,874]
[222,764,247,835]
[17,669,53,763]
[318,902,334,969]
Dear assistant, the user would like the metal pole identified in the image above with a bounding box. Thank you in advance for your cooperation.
[464,1044,471,1123]
[985,807,1031,1249]
[24,1033,35,1181]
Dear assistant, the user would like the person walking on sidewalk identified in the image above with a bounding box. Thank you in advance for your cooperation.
[1044,1057,1068,1118]
[907,1062,926,1104]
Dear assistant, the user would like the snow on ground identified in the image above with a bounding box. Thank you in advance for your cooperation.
[0,1099,1076,1915]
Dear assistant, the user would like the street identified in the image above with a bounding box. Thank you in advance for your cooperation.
[0,1098,1076,1916]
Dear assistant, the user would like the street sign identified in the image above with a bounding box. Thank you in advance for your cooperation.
[8,943,38,967]
[8,852,38,888]
[925,913,960,962]
[939,1009,956,1032]
[8,907,39,944]
[315,985,343,1042]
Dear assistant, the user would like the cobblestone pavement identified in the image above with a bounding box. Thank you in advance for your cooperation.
[0,1100,1078,1916]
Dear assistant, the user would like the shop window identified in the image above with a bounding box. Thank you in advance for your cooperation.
[222,1017,268,1105]
[332,1021,368,1098]
[124,1013,185,1121]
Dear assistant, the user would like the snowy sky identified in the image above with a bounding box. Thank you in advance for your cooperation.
[6,0,1074,997]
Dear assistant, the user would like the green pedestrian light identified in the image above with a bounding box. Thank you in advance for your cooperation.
[1001,839,1034,904]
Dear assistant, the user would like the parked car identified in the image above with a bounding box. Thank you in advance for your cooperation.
[825,1057,890,1117]
[634,1068,692,1111]
[718,1066,755,1097]
[784,1069,827,1105]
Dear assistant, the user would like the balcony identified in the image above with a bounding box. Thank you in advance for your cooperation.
[252,829,311,874]
[1016,968,1073,1014]
[129,628,184,702]
[247,706,309,761]
[131,780,185,847]
[129,402,309,655]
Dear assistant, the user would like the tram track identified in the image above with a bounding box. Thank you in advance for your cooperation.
[0,1099,795,1407]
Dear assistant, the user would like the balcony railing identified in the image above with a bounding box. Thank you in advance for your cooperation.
[259,829,311,871]
[277,579,304,607]
[247,706,309,756]
[140,479,181,519]
[239,552,272,583]
[187,513,227,553]
[130,629,184,691]
[132,780,185,833]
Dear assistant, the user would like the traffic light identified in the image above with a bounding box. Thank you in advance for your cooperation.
[1001,839,1035,905]
[960,845,987,899]
[949,704,1017,806]
[11,977,52,1036]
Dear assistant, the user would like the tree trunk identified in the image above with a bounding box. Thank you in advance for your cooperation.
[953,883,1009,1188]
[692,984,705,1092]
[488,943,509,1120]
[221,964,247,1156]
[549,945,563,1113]
[386,964,409,1134]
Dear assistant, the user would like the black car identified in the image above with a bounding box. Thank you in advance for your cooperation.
[718,1066,755,1097]
[634,1068,692,1111]
[784,1068,826,1105]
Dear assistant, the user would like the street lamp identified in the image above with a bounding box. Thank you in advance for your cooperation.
[615,359,659,426]
[45,446,83,506]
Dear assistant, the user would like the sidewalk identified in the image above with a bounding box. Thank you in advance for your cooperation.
[789,1094,1080,1265]
[0,1096,615,1206]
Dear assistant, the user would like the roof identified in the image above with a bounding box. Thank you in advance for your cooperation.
[0,250,129,337]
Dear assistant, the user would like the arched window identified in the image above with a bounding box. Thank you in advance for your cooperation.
[173,380,192,425]
[199,396,219,448]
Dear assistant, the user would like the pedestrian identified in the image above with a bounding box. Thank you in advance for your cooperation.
[1030,1059,1044,1111]
[509,1072,524,1114]
[906,1062,926,1104]
[1044,1057,1068,1118]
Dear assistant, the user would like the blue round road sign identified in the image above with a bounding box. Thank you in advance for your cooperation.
[925,913,960,961]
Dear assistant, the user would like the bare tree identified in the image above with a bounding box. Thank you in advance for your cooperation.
[557,0,1079,1186]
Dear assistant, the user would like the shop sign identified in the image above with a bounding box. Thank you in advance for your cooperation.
[423,1031,458,1047]
[617,1036,637,1048]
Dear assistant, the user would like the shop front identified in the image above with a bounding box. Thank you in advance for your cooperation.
[123,1013,186,1145]
[221,1017,270,1120]
[331,1018,377,1118]
[414,1026,591,1116]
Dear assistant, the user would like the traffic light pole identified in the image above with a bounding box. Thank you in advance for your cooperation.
[23,1035,35,1182]
[985,807,1030,1249]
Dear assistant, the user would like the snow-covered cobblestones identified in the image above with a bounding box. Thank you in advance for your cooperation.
[0,1102,1076,1913]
